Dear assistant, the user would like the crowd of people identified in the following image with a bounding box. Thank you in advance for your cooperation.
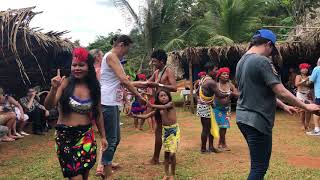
[3,29,320,180]
[0,86,52,142]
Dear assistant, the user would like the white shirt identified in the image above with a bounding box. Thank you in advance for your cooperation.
[100,52,125,106]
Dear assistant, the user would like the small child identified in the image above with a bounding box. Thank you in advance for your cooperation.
[131,96,146,130]
[132,90,180,180]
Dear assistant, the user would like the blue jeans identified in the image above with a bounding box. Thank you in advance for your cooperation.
[101,105,121,165]
[237,123,272,180]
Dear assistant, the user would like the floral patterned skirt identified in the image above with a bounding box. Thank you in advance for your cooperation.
[213,103,231,129]
[55,124,97,178]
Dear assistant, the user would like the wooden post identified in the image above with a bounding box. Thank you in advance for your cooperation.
[189,60,195,114]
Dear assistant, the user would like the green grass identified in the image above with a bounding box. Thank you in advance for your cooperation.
[1,110,320,179]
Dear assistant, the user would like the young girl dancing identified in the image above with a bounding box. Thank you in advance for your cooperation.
[132,90,180,180]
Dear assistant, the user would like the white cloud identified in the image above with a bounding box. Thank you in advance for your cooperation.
[0,0,141,46]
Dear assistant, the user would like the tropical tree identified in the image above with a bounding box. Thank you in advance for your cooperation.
[165,0,267,50]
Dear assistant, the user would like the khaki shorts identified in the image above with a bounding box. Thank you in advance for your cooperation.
[0,115,6,125]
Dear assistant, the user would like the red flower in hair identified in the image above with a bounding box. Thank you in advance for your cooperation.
[137,74,146,81]
[216,67,230,78]
[72,48,89,62]
[299,63,311,70]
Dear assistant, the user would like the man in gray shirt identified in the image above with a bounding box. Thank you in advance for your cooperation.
[236,29,320,180]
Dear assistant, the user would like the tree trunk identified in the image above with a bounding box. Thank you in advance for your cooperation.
[189,60,194,114]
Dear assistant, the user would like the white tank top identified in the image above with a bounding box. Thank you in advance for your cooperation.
[100,52,125,106]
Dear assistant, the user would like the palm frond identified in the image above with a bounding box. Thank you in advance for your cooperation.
[164,38,186,52]
[0,7,74,85]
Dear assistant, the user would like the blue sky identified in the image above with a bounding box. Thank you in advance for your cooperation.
[1,0,140,45]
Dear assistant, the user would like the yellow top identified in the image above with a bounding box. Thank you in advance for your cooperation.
[199,76,214,104]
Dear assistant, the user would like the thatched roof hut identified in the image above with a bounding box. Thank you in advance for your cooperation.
[0,7,74,97]
[168,34,320,82]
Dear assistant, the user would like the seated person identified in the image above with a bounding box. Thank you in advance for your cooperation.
[0,87,25,141]
[20,88,49,135]
[14,106,30,136]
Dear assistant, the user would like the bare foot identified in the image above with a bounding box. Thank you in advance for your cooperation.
[162,176,168,180]
[169,176,174,180]
[222,145,231,151]
[9,135,19,139]
[95,165,104,177]
[1,136,15,142]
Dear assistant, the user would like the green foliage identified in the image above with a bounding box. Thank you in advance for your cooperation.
[206,35,234,46]
[88,0,311,74]
[87,30,121,52]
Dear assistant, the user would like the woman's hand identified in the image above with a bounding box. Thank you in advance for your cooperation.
[51,69,66,89]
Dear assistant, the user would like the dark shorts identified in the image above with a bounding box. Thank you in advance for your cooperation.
[315,98,320,105]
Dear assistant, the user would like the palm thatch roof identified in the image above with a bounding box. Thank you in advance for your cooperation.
[168,33,320,80]
[0,6,74,86]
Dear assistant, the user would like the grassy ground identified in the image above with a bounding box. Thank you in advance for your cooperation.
[1,109,320,180]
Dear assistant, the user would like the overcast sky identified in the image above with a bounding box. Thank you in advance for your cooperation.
[1,0,140,46]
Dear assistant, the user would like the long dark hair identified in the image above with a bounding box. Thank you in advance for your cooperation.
[154,89,173,120]
[154,89,172,105]
[59,53,101,120]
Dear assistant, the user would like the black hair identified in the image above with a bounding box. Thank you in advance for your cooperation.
[248,36,271,49]
[113,35,133,46]
[59,54,101,120]
[154,89,172,118]
[110,35,119,45]
[151,49,168,65]
[154,89,172,105]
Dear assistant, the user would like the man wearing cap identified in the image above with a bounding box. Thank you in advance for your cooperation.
[235,29,320,180]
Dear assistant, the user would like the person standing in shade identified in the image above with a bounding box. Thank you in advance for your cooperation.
[235,29,320,180]
[97,35,146,179]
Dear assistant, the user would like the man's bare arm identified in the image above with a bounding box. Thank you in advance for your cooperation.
[107,53,144,100]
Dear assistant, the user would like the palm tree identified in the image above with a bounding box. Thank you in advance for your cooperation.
[165,0,267,50]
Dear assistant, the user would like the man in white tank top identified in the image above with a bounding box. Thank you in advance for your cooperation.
[97,35,146,179]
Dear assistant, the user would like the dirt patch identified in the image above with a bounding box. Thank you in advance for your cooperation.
[288,156,320,169]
